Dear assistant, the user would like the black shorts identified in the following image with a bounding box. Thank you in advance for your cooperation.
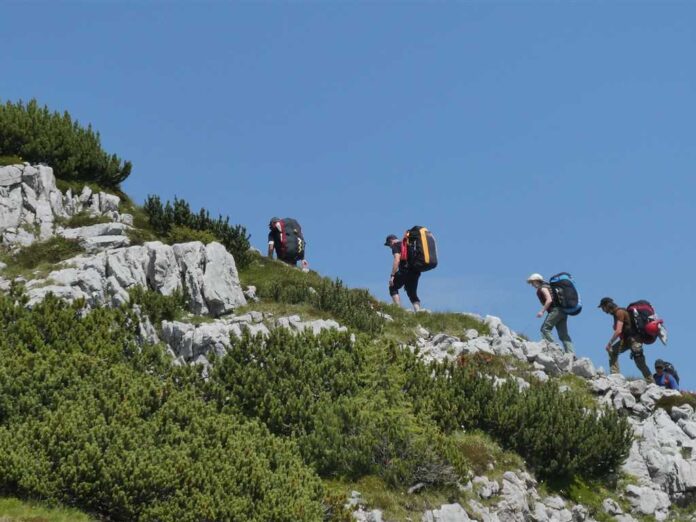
[389,269,420,303]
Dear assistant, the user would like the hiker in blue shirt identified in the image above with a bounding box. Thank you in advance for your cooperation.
[653,359,679,390]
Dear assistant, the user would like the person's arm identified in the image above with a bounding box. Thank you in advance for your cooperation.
[536,287,553,317]
[606,319,623,351]
[389,253,400,285]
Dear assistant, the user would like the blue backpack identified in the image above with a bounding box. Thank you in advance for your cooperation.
[549,272,582,316]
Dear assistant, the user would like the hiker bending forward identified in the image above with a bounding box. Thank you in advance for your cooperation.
[385,234,421,312]
[526,273,574,353]
[598,297,652,380]
[267,218,308,269]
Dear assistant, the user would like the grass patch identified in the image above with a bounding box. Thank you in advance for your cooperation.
[324,476,463,522]
[540,474,640,522]
[56,211,112,228]
[239,254,383,334]
[0,237,84,279]
[235,301,333,323]
[557,374,598,408]
[654,391,696,413]
[451,431,523,478]
[0,155,23,167]
[380,304,489,343]
[0,497,94,521]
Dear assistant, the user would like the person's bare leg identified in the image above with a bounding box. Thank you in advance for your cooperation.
[392,294,401,306]
[413,301,421,312]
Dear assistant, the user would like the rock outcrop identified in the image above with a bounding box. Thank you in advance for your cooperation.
[23,240,246,316]
[0,163,132,247]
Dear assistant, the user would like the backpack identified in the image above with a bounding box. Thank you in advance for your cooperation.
[272,218,305,262]
[627,300,665,344]
[549,272,582,316]
[664,362,679,385]
[657,360,680,385]
[404,226,438,272]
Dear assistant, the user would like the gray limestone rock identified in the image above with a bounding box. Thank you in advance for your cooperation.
[202,242,246,316]
[602,498,622,515]
[422,503,470,522]
[624,485,670,519]
[571,357,596,379]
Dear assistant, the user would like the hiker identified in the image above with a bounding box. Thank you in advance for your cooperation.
[526,273,574,353]
[598,297,652,381]
[385,234,421,312]
[268,217,308,269]
[653,359,679,390]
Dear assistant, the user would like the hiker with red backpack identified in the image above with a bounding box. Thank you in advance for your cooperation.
[598,297,653,381]
[526,273,578,354]
[268,217,308,269]
[384,227,438,312]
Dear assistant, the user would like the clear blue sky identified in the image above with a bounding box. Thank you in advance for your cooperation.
[3,1,695,388]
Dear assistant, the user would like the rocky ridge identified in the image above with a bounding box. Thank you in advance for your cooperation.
[0,164,695,521]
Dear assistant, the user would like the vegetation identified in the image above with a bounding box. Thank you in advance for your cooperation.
[655,391,696,413]
[241,255,384,334]
[143,195,251,268]
[404,353,633,481]
[128,287,186,327]
[0,497,94,521]
[0,99,131,187]
[0,237,84,279]
[0,155,23,166]
[0,293,324,521]
[57,211,112,228]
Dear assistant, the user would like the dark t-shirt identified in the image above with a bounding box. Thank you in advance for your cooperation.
[391,241,409,271]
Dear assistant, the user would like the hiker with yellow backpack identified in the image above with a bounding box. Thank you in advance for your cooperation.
[384,226,438,312]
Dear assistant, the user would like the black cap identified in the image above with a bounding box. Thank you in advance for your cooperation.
[598,297,614,308]
[654,359,665,369]
[384,234,397,246]
[269,217,280,227]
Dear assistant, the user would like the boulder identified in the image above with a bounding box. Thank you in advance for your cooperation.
[422,503,470,522]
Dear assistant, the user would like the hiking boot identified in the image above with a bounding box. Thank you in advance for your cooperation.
[658,325,668,345]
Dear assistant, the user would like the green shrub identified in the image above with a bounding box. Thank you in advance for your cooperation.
[167,225,217,245]
[207,329,460,487]
[7,236,83,271]
[404,356,633,481]
[0,99,131,187]
[128,286,186,326]
[143,195,251,268]
[0,293,324,521]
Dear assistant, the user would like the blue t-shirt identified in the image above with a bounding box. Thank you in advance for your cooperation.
[653,372,679,390]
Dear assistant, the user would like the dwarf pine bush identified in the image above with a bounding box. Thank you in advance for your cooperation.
[207,329,458,487]
[0,99,131,187]
[143,195,251,268]
[404,355,633,481]
[0,294,324,521]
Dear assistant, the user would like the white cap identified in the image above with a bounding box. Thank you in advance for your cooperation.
[526,273,544,283]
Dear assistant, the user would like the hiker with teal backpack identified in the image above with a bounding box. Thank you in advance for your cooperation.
[268,217,308,269]
[526,273,580,354]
